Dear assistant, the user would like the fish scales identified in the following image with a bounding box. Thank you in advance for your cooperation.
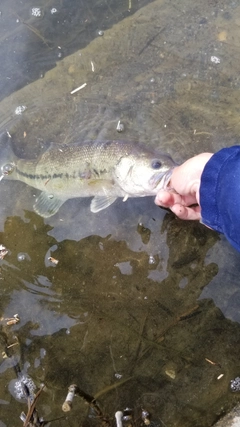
[1,138,176,217]
[16,141,129,192]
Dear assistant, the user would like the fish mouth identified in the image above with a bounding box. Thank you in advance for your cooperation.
[150,168,174,190]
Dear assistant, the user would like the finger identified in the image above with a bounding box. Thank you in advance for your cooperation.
[155,191,178,207]
[170,204,201,220]
[155,191,197,208]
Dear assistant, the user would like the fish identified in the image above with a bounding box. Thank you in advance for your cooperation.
[0,137,176,217]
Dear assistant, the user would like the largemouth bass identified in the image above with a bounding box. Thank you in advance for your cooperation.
[0,138,176,217]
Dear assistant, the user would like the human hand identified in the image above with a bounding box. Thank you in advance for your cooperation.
[155,153,213,220]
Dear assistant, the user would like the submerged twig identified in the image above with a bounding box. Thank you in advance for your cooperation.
[22,22,50,47]
[156,304,200,343]
[62,377,133,426]
[13,12,51,48]
[128,313,148,375]
[23,385,45,427]
[94,376,133,400]
[62,384,103,417]
[205,357,222,369]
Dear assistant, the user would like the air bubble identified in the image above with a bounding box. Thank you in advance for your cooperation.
[2,163,14,175]
[17,252,30,262]
[115,373,123,379]
[98,30,104,36]
[15,105,27,115]
[12,374,36,400]
[149,255,156,265]
[30,7,43,18]
[231,376,240,392]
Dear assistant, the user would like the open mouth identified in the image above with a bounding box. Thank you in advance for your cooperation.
[150,168,174,190]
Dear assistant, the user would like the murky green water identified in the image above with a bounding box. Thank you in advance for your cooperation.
[1,0,240,426]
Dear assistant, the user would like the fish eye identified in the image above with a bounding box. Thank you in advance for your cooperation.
[151,160,162,170]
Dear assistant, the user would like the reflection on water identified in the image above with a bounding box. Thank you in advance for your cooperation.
[0,0,154,101]
[0,0,240,426]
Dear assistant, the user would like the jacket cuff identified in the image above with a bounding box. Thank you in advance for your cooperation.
[200,145,240,250]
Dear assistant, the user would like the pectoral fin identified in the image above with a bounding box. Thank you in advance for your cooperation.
[90,195,117,213]
[33,191,65,217]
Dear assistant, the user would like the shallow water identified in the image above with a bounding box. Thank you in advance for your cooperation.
[1,1,240,426]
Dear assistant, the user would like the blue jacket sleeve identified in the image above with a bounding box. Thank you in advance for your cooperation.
[200,145,240,252]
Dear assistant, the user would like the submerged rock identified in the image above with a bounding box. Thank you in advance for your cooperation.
[214,404,240,426]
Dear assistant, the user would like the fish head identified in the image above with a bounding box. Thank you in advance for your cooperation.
[114,150,177,196]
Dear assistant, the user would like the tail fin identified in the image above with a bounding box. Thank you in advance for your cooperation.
[0,132,17,180]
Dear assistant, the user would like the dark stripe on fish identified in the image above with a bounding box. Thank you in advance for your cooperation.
[16,166,96,181]
[16,167,63,180]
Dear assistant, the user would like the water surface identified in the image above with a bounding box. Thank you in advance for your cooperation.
[0,1,240,426]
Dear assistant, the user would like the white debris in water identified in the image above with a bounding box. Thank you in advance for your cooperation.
[90,60,95,72]
[70,83,87,94]
[217,374,224,380]
[48,256,59,265]
[211,56,220,64]
[15,105,27,115]
[116,120,125,132]
[30,7,42,17]
[115,411,123,427]
[0,244,8,259]
[50,8,58,14]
